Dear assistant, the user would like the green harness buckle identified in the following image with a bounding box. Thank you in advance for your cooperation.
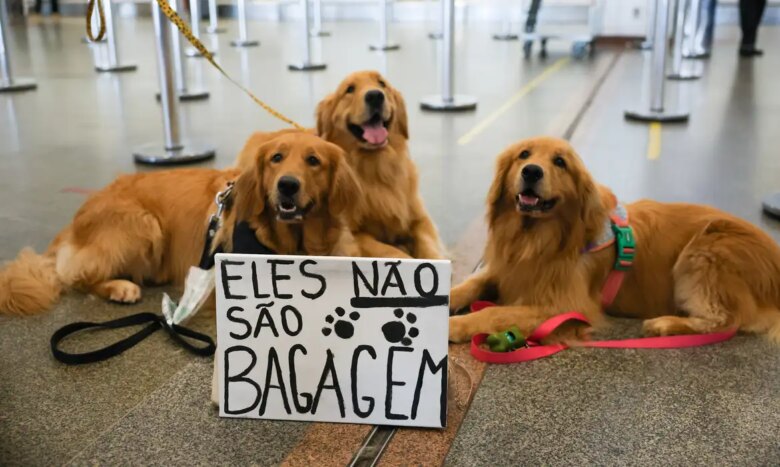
[611,224,636,271]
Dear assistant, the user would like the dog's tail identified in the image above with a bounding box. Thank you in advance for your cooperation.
[0,248,63,316]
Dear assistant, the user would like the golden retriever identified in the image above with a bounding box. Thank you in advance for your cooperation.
[0,132,361,316]
[449,136,780,344]
[236,71,444,260]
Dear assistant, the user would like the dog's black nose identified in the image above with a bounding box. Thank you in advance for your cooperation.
[277,176,300,196]
[522,164,544,183]
[364,90,385,108]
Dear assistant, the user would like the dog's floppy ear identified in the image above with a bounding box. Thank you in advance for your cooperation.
[316,93,337,140]
[486,150,515,224]
[328,145,363,221]
[387,85,409,140]
[232,144,268,222]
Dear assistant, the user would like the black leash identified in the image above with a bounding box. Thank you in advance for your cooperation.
[50,182,272,366]
[51,312,215,365]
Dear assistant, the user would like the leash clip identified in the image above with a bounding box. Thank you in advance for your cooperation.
[208,181,235,231]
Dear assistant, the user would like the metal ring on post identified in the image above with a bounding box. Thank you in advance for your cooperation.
[186,0,217,56]
[134,0,215,165]
[0,0,36,92]
[668,0,701,80]
[207,0,226,33]
[289,0,326,70]
[369,0,399,51]
[156,0,209,101]
[624,0,689,123]
[95,0,137,72]
[230,0,259,47]
[310,0,330,37]
[420,0,476,111]
[762,193,780,220]
[428,0,443,39]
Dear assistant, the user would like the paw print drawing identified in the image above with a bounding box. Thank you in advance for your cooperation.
[322,307,360,339]
[381,308,419,346]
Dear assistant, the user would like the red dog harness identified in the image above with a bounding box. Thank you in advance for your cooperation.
[468,204,737,364]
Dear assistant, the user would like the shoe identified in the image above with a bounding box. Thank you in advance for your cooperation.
[739,45,764,57]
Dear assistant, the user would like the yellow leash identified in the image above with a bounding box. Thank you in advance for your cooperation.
[85,0,304,130]
[85,0,106,42]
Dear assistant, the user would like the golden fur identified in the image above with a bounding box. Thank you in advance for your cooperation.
[236,71,444,259]
[449,136,780,344]
[0,132,361,316]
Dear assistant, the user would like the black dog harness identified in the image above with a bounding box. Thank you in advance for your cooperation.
[51,184,276,365]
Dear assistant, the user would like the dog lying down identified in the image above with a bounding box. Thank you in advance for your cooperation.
[449,137,780,344]
[0,132,362,316]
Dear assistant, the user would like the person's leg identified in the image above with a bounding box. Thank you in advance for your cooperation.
[33,0,42,14]
[740,0,768,56]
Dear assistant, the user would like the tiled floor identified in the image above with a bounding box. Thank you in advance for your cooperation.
[1,14,779,466]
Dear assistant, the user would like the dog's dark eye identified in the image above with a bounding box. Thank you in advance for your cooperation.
[270,153,283,163]
[553,156,567,168]
[378,80,386,88]
[346,85,355,94]
[306,155,321,167]
[519,150,531,160]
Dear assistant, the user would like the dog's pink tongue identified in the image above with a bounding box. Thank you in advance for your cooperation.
[520,194,539,206]
[361,124,388,145]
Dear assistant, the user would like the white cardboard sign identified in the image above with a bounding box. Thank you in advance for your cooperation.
[215,253,450,428]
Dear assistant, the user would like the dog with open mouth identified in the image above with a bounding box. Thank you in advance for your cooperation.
[315,70,445,259]
[448,136,780,344]
[0,131,361,316]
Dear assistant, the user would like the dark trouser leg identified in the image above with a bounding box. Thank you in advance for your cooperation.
[740,0,767,46]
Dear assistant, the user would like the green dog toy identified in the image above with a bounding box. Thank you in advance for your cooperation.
[486,326,526,352]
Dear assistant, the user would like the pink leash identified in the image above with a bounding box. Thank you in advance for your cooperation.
[468,301,738,364]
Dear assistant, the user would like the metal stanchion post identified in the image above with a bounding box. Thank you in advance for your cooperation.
[310,0,330,37]
[134,0,215,165]
[95,0,137,72]
[428,0,443,39]
[230,0,259,47]
[625,0,688,123]
[668,0,700,80]
[207,0,225,33]
[369,0,399,50]
[420,0,476,111]
[493,2,518,41]
[289,0,326,70]
[157,0,208,100]
[186,0,216,56]
[0,0,36,92]
[639,0,656,49]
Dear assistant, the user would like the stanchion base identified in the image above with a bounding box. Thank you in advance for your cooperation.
[230,39,259,47]
[682,51,710,60]
[369,43,400,51]
[624,108,689,123]
[156,88,210,101]
[206,26,226,34]
[133,142,216,165]
[185,47,217,57]
[288,62,327,71]
[310,30,331,37]
[493,33,519,41]
[420,95,478,112]
[428,32,442,39]
[95,63,138,73]
[0,78,37,93]
[667,70,701,80]
[762,193,780,220]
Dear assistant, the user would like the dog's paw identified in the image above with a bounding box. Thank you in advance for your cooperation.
[103,280,142,304]
[448,315,472,343]
[642,317,675,336]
